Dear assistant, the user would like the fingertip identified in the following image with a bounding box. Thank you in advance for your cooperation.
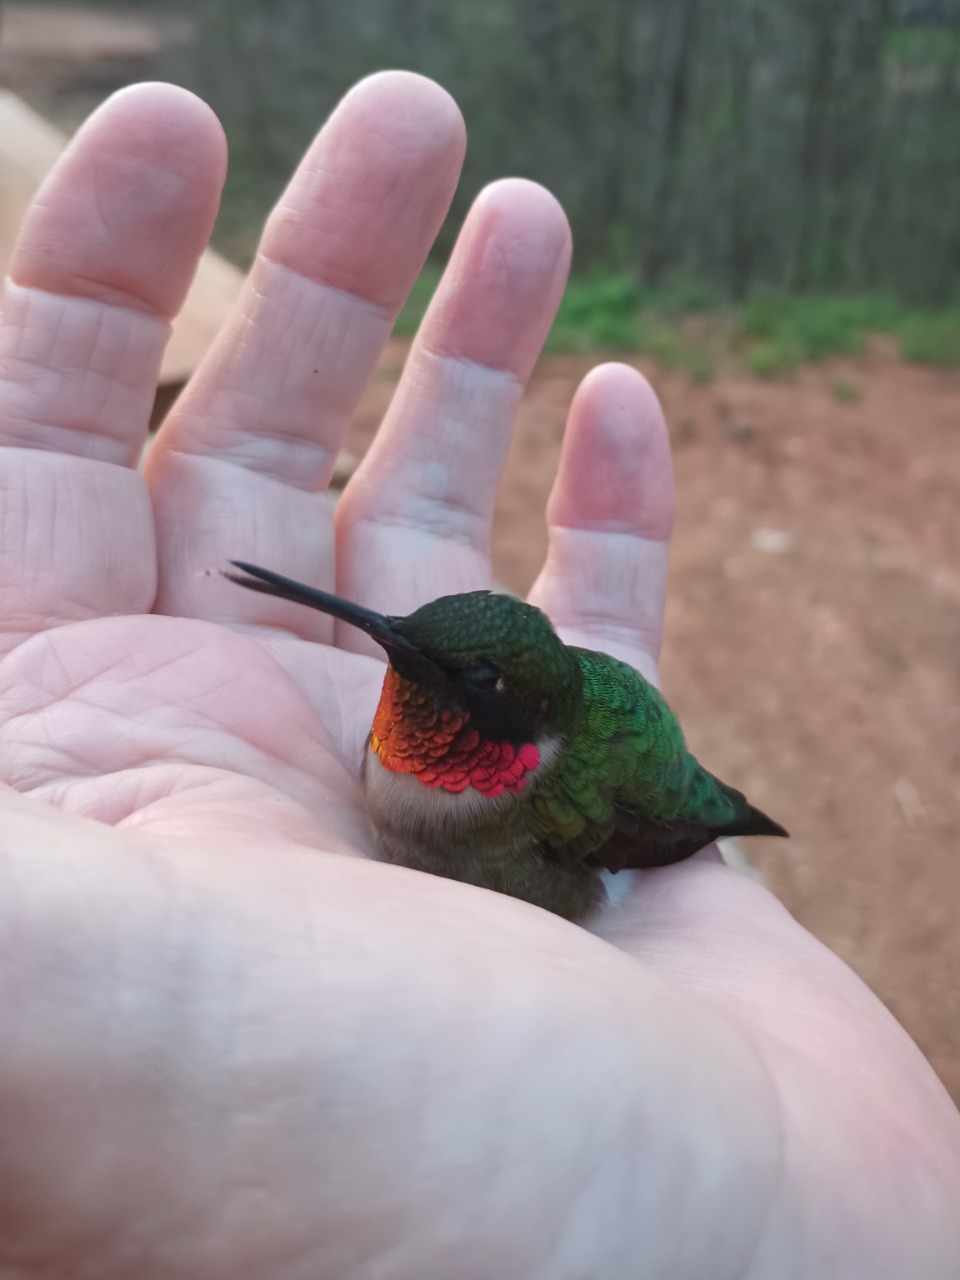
[95,81,228,153]
[75,81,228,210]
[529,363,673,670]
[13,81,227,317]
[471,177,572,244]
[421,178,572,378]
[89,81,229,222]
[261,71,466,308]
[548,362,675,542]
[467,178,573,291]
[340,70,467,154]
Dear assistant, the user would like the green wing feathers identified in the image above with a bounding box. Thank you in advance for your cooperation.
[533,648,786,869]
[570,648,701,821]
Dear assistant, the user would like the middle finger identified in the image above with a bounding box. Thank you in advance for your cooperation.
[334,177,571,655]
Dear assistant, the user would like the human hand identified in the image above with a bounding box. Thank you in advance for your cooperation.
[0,74,958,1279]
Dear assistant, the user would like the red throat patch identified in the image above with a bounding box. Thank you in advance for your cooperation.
[370,668,541,798]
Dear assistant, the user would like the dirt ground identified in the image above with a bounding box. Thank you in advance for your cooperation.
[4,4,960,1104]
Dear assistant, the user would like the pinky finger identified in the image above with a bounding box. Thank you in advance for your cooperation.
[527,363,674,683]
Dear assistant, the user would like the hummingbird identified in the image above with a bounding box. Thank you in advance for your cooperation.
[225,561,788,921]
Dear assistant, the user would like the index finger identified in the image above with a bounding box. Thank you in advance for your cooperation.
[0,84,226,653]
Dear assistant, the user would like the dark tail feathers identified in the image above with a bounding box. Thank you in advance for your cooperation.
[717,804,789,841]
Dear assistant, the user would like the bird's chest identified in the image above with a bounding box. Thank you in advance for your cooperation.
[362,748,533,862]
[361,747,603,920]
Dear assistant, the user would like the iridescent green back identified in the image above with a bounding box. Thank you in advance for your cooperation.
[531,648,751,848]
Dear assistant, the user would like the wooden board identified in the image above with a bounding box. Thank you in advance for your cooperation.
[0,89,244,386]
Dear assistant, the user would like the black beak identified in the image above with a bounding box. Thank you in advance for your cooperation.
[222,561,440,680]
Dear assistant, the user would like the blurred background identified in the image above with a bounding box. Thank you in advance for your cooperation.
[1,0,958,1104]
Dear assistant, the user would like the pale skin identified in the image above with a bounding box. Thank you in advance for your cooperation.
[0,74,957,1280]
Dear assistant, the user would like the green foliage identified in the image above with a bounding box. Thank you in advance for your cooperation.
[830,377,863,404]
[896,310,960,367]
[634,319,716,384]
[885,27,960,68]
[649,276,722,316]
[548,276,645,351]
[394,266,960,379]
[178,0,960,307]
[393,268,443,338]
[541,278,716,380]
[35,0,960,375]
[746,339,803,379]
[741,295,960,374]
[681,345,718,386]
[735,292,960,373]
[741,293,899,361]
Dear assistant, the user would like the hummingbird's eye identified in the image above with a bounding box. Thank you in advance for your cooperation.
[461,662,503,693]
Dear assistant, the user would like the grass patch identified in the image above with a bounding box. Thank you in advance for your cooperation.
[394,266,443,337]
[734,291,960,373]
[740,292,900,362]
[747,339,802,379]
[548,275,645,351]
[896,310,960,366]
[830,376,863,404]
[394,268,960,378]
[681,344,717,386]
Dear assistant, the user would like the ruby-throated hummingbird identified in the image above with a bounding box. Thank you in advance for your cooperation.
[225,562,788,921]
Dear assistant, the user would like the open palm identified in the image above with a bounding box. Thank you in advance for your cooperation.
[0,76,957,1279]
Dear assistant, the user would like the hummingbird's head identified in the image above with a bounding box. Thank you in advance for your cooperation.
[388,589,582,739]
[224,562,582,799]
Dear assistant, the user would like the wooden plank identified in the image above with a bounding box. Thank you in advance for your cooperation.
[0,89,244,385]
